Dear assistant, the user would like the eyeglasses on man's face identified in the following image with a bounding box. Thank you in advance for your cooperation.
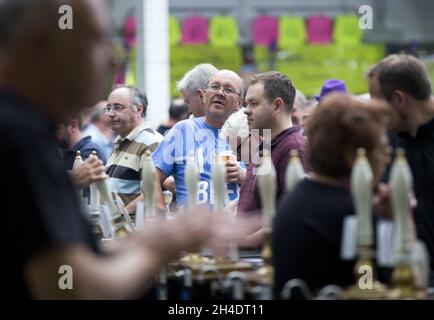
[104,104,127,114]
[206,83,240,96]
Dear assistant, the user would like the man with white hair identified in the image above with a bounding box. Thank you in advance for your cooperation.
[177,63,218,117]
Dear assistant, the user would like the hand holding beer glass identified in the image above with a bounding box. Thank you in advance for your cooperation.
[219,150,246,185]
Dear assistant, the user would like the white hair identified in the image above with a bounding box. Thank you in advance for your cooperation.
[176,63,218,96]
[220,109,250,147]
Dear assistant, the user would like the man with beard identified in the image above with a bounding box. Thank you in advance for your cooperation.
[56,115,107,168]
[56,115,106,198]
[367,54,434,271]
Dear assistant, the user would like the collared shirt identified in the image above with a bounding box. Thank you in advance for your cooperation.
[0,89,98,299]
[384,118,434,268]
[106,121,163,206]
[238,126,310,214]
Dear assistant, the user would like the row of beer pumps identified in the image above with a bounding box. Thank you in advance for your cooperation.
[71,146,430,300]
[341,148,429,299]
[73,151,133,240]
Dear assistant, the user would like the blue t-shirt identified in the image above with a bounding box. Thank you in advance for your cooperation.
[152,117,240,207]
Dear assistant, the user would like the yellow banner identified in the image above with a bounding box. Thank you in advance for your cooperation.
[170,45,242,97]
[169,16,181,47]
[254,44,385,95]
[333,15,363,46]
[209,16,239,47]
[278,16,306,49]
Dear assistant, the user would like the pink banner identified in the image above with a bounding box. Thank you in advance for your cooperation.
[123,16,136,48]
[182,16,209,44]
[307,16,332,44]
[253,15,278,45]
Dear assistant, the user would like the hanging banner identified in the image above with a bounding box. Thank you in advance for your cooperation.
[333,15,363,45]
[254,44,385,95]
[253,15,278,46]
[169,16,181,47]
[307,15,332,44]
[209,16,239,47]
[182,16,209,44]
[125,46,137,86]
[278,16,306,48]
[170,46,242,97]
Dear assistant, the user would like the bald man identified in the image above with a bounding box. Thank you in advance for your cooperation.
[152,70,246,211]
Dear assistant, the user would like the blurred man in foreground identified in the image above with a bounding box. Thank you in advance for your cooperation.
[0,0,257,299]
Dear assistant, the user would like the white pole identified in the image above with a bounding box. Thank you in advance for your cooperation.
[137,0,170,129]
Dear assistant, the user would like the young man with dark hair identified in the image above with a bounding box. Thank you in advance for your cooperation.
[239,71,309,213]
[238,71,310,246]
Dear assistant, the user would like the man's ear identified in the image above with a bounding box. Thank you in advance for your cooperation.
[136,104,144,116]
[273,97,285,113]
[391,90,406,109]
[69,119,79,131]
[197,88,205,104]
[238,96,245,109]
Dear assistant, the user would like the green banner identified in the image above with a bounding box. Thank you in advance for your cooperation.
[209,16,239,47]
[254,44,385,96]
[170,45,242,97]
[125,46,137,86]
[333,15,363,46]
[169,16,181,47]
[278,16,306,49]
[423,59,434,92]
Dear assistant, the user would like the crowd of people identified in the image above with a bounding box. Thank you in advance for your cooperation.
[1,0,434,299]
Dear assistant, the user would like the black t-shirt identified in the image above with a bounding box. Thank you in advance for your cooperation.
[272,179,356,296]
[156,124,172,136]
[61,136,107,202]
[384,120,434,269]
[0,90,98,299]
